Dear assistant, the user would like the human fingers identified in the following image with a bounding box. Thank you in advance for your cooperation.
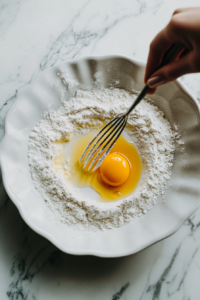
[172,7,195,16]
[144,9,192,87]
[147,88,156,95]
[147,52,194,88]
[144,29,173,84]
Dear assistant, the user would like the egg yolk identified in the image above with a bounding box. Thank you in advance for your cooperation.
[99,153,130,186]
[54,127,142,202]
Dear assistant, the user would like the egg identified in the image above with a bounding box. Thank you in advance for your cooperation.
[99,153,130,186]
[54,127,142,201]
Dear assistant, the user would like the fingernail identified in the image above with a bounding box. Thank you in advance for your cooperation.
[147,76,165,88]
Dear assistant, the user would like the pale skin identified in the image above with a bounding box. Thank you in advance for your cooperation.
[144,7,200,94]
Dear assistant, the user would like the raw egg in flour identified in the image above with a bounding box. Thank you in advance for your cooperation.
[99,153,130,187]
[54,128,142,201]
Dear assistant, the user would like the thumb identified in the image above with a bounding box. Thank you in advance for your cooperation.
[147,52,194,88]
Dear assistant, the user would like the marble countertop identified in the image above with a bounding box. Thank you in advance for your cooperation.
[1,0,200,299]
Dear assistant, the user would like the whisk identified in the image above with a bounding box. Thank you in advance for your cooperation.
[80,43,184,172]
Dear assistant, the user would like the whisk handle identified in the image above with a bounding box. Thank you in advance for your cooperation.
[126,84,150,115]
[126,43,184,115]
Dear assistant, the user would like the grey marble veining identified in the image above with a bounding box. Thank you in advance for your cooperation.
[1,0,200,299]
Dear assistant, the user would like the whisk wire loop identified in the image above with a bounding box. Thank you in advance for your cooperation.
[88,116,127,171]
[82,115,123,168]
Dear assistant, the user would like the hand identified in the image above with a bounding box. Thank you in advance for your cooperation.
[144,7,200,94]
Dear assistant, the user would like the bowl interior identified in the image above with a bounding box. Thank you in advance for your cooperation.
[1,56,200,257]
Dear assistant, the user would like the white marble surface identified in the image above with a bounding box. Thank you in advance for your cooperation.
[1,0,200,299]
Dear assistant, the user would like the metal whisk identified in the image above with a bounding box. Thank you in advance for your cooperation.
[80,43,184,172]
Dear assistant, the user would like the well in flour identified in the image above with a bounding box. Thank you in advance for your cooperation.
[28,87,175,231]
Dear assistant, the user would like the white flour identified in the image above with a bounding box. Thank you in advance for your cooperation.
[28,85,175,231]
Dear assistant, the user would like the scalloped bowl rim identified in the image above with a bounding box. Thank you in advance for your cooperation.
[1,55,200,257]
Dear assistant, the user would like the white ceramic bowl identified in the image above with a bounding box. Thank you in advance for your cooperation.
[1,56,200,258]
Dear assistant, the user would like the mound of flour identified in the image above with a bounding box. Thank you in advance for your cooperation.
[28,87,175,231]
